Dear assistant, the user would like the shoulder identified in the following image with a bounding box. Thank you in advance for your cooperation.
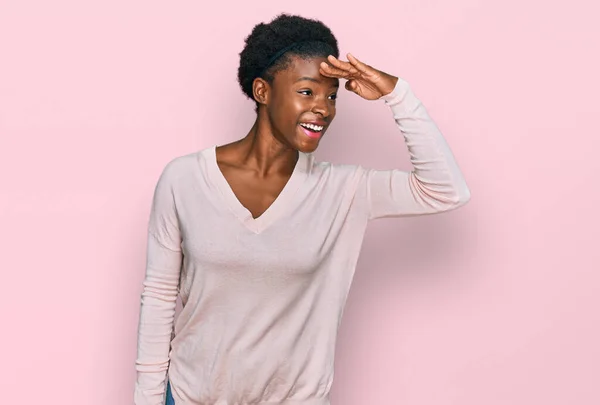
[308,155,367,189]
[159,147,208,178]
[154,148,207,190]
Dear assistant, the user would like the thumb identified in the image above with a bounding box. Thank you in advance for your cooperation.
[345,80,355,91]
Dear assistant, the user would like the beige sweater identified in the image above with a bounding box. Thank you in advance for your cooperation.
[134,78,471,405]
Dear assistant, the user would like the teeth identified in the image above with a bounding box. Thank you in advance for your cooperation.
[300,123,324,131]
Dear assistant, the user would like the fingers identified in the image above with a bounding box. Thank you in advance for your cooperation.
[326,55,360,75]
[320,54,372,80]
[319,60,351,79]
[346,53,370,74]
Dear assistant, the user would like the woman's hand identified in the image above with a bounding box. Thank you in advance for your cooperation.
[319,53,399,100]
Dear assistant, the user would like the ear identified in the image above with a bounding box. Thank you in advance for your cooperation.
[252,77,270,106]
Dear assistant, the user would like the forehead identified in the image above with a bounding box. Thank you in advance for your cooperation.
[275,56,339,87]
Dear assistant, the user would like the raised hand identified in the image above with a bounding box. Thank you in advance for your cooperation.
[319,53,399,101]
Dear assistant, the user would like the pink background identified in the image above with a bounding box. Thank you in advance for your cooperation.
[1,1,598,404]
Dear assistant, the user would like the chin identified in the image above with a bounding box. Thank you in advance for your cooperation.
[293,124,325,153]
[296,140,320,154]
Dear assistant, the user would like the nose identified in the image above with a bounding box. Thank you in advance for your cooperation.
[311,96,331,118]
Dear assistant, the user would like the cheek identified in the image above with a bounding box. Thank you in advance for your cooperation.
[282,98,307,126]
[273,92,302,114]
[288,96,308,114]
[268,100,300,136]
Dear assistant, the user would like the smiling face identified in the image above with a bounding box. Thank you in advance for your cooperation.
[255,55,340,153]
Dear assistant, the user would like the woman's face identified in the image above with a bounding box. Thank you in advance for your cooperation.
[261,55,339,153]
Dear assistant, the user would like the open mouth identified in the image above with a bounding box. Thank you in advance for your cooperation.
[299,122,324,139]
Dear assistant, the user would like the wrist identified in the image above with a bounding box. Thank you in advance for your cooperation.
[380,75,399,97]
[380,76,411,105]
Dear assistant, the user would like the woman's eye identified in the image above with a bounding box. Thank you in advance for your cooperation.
[298,90,337,100]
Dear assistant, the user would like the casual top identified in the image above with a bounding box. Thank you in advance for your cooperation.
[134,77,471,405]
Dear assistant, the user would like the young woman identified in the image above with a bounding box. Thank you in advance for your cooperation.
[134,13,470,405]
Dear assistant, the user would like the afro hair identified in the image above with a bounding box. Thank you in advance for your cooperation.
[237,13,340,111]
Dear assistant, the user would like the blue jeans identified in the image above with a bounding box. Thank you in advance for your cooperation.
[165,380,175,405]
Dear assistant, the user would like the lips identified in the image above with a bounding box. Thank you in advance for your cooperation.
[301,120,327,126]
[299,124,323,139]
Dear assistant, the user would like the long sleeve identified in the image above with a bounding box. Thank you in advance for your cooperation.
[364,77,471,220]
[134,161,183,405]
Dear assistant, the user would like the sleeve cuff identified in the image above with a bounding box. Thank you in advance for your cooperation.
[380,77,411,106]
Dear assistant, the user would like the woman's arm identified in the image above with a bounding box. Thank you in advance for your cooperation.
[364,77,471,220]
[319,54,470,220]
[134,162,183,405]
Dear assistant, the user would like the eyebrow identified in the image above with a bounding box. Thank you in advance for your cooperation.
[295,76,339,87]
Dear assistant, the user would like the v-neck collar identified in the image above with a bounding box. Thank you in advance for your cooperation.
[203,145,312,234]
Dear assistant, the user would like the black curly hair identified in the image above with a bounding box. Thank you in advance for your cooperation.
[237,13,340,112]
